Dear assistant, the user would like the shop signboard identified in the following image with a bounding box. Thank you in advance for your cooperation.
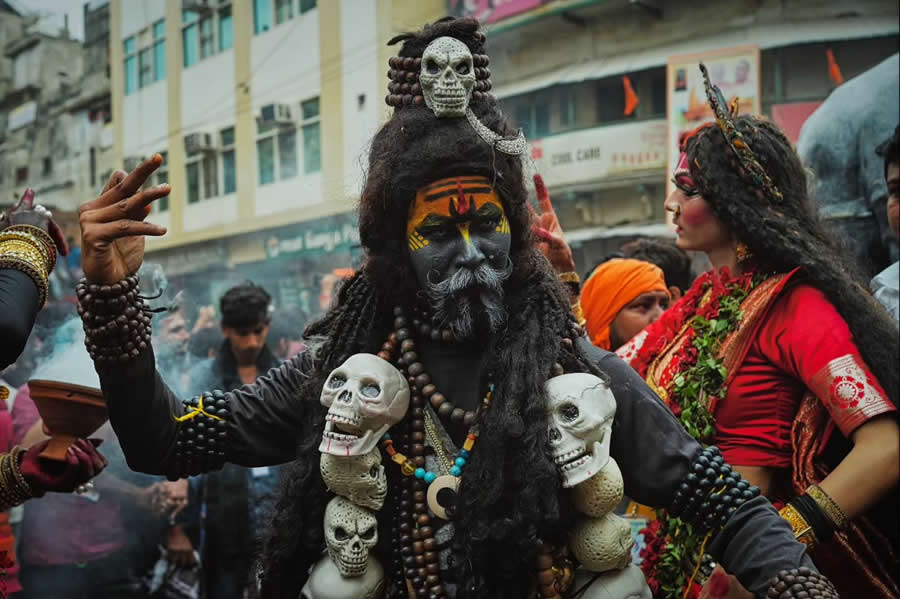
[666,45,761,197]
[528,119,667,190]
[263,213,361,260]
[448,0,543,24]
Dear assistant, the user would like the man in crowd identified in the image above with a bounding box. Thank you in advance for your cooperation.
[798,53,899,276]
[621,237,694,300]
[186,281,282,599]
[872,125,900,320]
[578,257,671,351]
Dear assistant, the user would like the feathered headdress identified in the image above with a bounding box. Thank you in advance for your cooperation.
[699,62,783,202]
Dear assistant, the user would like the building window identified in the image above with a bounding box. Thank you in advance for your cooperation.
[301,97,321,173]
[300,0,317,13]
[42,157,52,176]
[257,135,275,184]
[221,126,236,194]
[257,118,298,184]
[276,0,293,24]
[152,20,166,81]
[90,148,96,187]
[202,153,219,199]
[253,0,272,34]
[183,10,198,67]
[219,5,233,51]
[186,161,200,204]
[185,5,232,65]
[15,167,28,185]
[199,16,215,59]
[124,36,137,94]
[125,21,165,93]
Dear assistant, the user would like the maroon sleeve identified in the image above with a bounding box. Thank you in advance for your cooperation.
[10,383,40,446]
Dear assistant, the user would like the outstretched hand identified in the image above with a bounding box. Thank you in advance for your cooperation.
[530,174,576,274]
[78,155,170,285]
[20,438,108,495]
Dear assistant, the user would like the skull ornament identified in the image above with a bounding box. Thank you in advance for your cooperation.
[545,373,616,488]
[319,354,410,457]
[320,447,388,511]
[419,36,475,117]
[324,496,379,578]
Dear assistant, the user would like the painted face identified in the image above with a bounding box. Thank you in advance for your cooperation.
[406,176,513,339]
[665,153,732,252]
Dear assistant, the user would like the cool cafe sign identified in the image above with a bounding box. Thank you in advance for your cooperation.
[530,119,667,189]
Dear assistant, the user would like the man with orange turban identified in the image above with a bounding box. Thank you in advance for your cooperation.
[580,258,670,350]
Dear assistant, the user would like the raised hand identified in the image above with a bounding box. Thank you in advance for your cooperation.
[530,174,576,274]
[3,188,69,256]
[78,155,170,284]
[20,438,108,495]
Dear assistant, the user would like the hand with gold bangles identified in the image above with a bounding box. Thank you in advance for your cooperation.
[0,438,108,511]
[0,188,72,369]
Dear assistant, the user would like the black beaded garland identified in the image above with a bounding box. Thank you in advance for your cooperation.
[669,446,759,533]
[765,567,839,598]
[171,391,230,479]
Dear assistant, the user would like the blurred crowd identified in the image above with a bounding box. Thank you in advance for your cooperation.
[0,278,314,599]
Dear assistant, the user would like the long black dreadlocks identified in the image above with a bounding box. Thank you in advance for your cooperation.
[258,17,605,599]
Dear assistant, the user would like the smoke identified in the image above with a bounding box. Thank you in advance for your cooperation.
[29,317,100,388]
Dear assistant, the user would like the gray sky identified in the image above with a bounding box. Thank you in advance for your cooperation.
[16,0,88,41]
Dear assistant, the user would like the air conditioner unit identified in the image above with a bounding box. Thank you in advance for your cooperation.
[260,103,293,126]
[184,132,216,154]
[123,156,142,172]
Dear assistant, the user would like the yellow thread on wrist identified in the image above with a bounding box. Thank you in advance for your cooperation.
[174,395,224,423]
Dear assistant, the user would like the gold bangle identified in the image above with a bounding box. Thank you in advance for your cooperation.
[0,227,56,272]
[779,503,818,551]
[0,244,50,307]
[806,484,849,531]
[558,271,580,284]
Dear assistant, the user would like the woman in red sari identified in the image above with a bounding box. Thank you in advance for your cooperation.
[617,66,899,598]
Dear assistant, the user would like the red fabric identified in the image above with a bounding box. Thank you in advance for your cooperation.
[715,284,895,468]
[0,405,22,593]
[11,386,127,566]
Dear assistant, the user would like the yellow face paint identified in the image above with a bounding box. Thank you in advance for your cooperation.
[407,176,508,250]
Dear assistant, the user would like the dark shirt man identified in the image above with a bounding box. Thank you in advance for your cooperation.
[186,282,282,599]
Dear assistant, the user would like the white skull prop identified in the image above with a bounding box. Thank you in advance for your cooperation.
[324,496,379,578]
[570,513,634,573]
[545,373,616,488]
[419,36,475,117]
[320,354,410,457]
[572,457,624,518]
[301,552,385,599]
[320,447,388,511]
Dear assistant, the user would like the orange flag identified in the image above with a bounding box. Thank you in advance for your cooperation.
[826,49,844,86]
[623,75,639,116]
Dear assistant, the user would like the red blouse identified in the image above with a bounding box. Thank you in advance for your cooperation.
[618,282,895,470]
[716,284,894,468]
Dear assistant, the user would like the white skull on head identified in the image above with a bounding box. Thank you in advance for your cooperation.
[419,36,475,118]
[319,354,410,457]
[545,373,616,488]
[324,496,379,578]
[320,447,388,511]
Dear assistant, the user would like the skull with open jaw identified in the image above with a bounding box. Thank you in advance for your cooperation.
[319,354,410,457]
[545,373,616,488]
